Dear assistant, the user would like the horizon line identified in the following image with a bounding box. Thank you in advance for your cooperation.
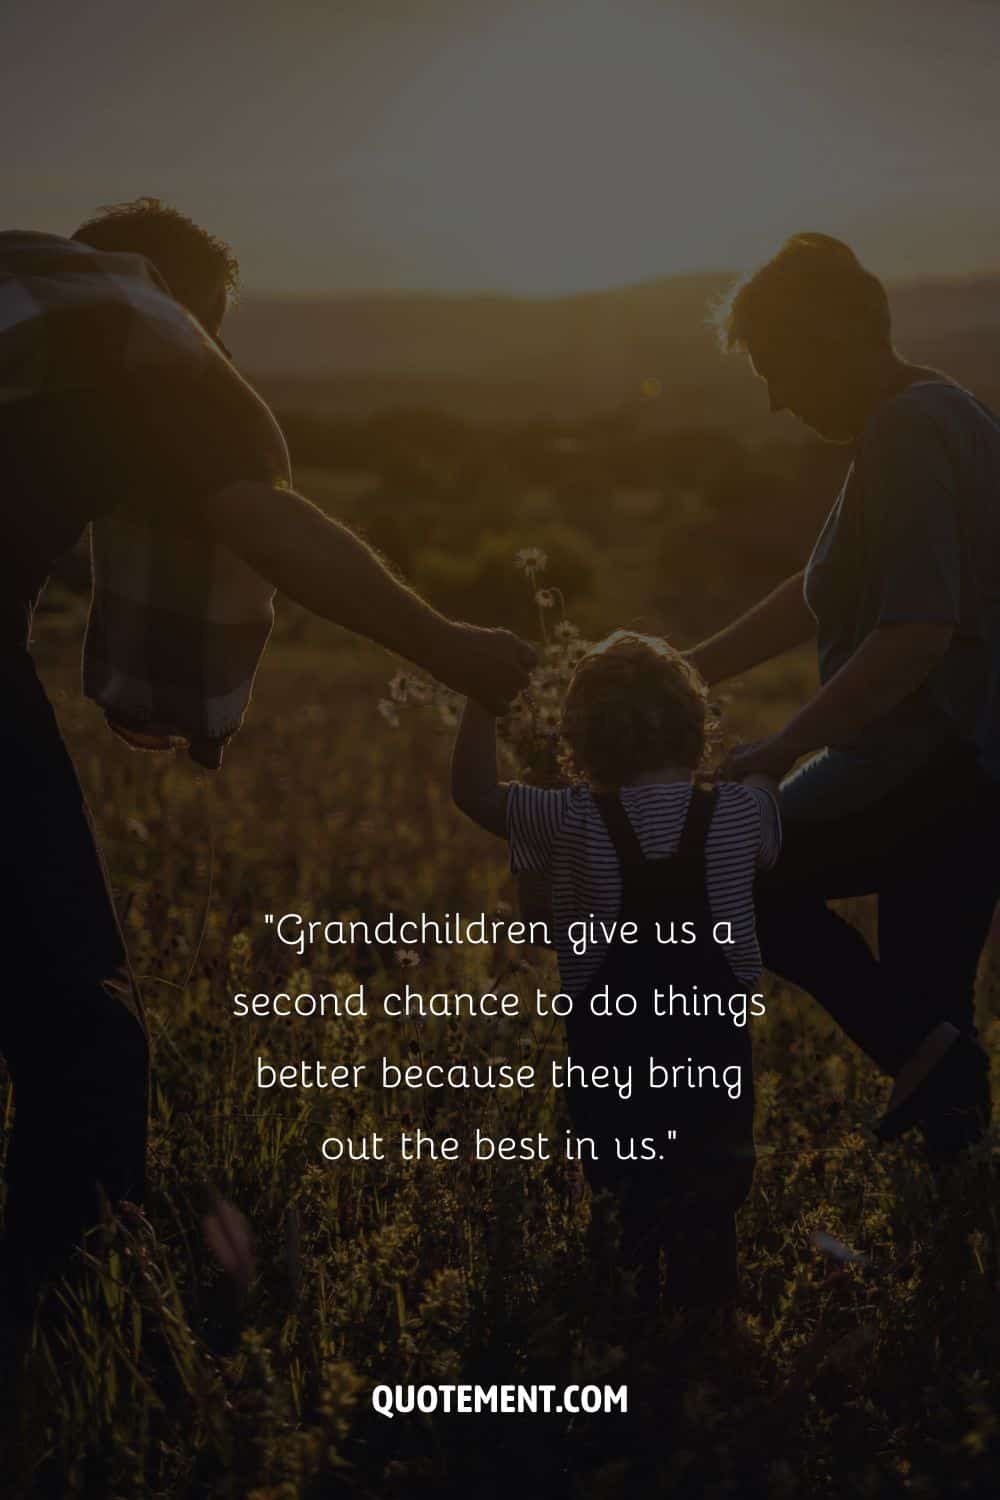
[236,265,1000,304]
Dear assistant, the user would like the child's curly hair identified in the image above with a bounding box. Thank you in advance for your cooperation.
[560,631,717,786]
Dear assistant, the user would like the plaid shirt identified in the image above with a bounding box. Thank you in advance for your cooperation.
[0,231,288,768]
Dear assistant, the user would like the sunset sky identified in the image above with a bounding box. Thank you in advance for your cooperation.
[5,0,999,295]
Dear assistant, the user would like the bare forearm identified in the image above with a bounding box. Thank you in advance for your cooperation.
[687,571,813,685]
[207,480,455,668]
[775,623,953,760]
[204,480,536,711]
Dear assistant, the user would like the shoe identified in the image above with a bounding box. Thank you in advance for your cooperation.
[875,1029,990,1151]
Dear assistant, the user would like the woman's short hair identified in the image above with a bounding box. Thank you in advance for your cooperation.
[72,197,239,315]
[561,631,716,786]
[714,233,891,354]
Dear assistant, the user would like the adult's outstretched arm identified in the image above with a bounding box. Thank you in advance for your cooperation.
[686,569,814,686]
[204,479,536,713]
[721,620,955,781]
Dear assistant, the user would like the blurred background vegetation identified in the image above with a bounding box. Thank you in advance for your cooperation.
[13,272,1000,1497]
[46,268,1000,648]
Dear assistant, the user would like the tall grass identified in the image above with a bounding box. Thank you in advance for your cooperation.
[2,632,997,1498]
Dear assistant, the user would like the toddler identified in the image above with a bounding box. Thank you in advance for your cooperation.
[452,630,780,1309]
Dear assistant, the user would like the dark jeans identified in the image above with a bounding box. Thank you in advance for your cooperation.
[1,650,148,1303]
[756,741,1000,1076]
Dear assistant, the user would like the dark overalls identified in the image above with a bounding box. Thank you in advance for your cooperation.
[564,785,756,1308]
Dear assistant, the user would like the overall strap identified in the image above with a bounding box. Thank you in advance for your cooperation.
[591,792,645,867]
[676,784,720,859]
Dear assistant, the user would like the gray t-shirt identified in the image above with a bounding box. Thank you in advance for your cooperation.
[788,380,1000,818]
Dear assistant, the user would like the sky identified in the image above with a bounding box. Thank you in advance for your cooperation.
[4,0,999,295]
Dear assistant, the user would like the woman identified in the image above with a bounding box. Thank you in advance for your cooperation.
[688,233,1000,1159]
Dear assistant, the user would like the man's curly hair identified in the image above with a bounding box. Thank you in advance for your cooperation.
[560,631,717,787]
[72,197,239,319]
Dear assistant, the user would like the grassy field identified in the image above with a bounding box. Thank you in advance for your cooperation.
[3,621,999,1499]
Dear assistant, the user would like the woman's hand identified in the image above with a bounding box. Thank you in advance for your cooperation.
[720,733,798,783]
[720,622,955,786]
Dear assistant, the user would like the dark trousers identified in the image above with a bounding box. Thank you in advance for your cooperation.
[756,742,1000,1076]
[1,650,147,1305]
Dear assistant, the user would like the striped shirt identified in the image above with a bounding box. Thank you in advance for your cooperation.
[506,780,782,996]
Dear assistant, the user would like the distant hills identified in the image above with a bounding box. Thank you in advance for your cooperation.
[227,273,1000,432]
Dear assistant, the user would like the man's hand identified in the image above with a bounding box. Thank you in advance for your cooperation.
[432,623,537,714]
[720,734,798,784]
[207,481,539,704]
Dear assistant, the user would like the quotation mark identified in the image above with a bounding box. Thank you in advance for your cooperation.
[264,914,274,925]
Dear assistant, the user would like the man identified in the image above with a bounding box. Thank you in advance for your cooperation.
[688,233,1000,1157]
[0,198,534,1304]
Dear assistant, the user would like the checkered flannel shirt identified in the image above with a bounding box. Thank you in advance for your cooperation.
[0,230,287,768]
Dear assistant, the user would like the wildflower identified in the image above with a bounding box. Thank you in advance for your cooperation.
[387,671,411,704]
[553,619,580,641]
[377,699,400,728]
[528,665,562,693]
[535,588,556,608]
[514,547,547,575]
[396,947,420,968]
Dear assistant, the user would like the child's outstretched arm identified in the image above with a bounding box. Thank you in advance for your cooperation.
[451,699,509,838]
